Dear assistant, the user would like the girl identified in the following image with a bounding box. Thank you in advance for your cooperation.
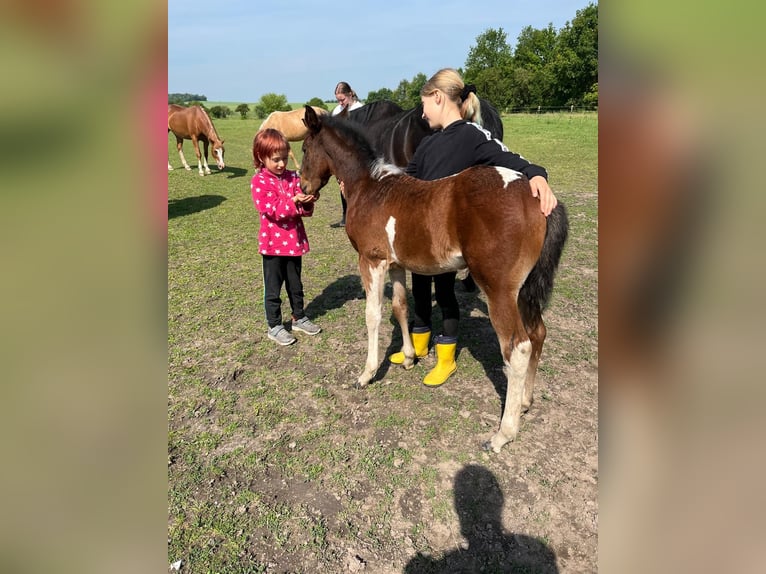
[389,68,558,386]
[251,128,322,346]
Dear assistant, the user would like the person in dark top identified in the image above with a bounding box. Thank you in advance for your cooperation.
[389,68,558,387]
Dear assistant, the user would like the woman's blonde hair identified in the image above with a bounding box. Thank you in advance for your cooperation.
[420,68,483,125]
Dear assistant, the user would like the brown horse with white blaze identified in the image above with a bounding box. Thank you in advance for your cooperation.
[168,104,225,175]
[257,106,329,170]
[299,106,568,453]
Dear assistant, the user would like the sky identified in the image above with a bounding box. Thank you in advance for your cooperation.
[168,0,592,104]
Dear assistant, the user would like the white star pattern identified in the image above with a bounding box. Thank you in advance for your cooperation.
[252,170,310,257]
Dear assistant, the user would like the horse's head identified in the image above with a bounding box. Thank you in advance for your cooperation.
[300,105,332,196]
[212,140,225,170]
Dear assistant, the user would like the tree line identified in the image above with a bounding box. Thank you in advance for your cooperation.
[367,3,597,112]
[170,3,596,118]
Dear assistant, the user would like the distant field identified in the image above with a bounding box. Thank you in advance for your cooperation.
[168,112,598,573]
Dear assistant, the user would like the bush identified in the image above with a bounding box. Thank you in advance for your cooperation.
[209,106,231,119]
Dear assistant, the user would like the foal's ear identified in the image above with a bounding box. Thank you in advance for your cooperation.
[303,104,321,133]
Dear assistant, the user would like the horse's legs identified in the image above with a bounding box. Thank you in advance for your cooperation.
[389,267,415,369]
[358,258,388,387]
[176,137,191,170]
[289,148,300,172]
[189,136,204,176]
[522,317,547,412]
[485,293,531,453]
[201,140,212,175]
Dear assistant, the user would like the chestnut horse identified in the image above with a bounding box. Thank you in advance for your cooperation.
[299,106,568,453]
[168,104,225,176]
[257,106,329,170]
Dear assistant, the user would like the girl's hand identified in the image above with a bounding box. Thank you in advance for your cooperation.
[529,175,558,216]
[293,193,317,204]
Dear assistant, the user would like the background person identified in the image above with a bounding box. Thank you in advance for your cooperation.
[331,82,364,226]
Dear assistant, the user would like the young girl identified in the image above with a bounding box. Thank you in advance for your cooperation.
[251,128,322,346]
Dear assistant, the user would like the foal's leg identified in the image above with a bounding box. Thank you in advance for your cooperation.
[389,267,415,369]
[176,137,191,170]
[522,317,546,412]
[358,258,388,387]
[486,295,531,453]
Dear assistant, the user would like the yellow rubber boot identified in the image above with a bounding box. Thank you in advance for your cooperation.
[389,330,430,365]
[423,340,457,387]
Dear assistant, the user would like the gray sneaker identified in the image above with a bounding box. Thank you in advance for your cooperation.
[291,316,322,335]
[268,325,297,346]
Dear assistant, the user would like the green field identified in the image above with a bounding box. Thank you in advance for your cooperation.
[168,112,598,572]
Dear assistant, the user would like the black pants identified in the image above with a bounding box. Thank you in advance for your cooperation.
[412,271,459,338]
[262,255,305,328]
[340,191,347,220]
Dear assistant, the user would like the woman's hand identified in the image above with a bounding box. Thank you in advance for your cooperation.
[529,175,558,216]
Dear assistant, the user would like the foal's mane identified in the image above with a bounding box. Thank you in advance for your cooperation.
[322,115,403,179]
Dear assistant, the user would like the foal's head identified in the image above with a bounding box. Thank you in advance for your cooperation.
[299,105,334,196]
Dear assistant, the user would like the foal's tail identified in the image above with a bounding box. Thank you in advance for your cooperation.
[519,202,569,319]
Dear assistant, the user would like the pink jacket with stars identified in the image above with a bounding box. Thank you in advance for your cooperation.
[251,168,314,256]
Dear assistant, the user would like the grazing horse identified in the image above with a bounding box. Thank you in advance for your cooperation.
[299,106,568,453]
[346,98,504,167]
[168,104,225,176]
[257,106,329,170]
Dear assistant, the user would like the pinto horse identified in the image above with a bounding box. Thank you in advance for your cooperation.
[300,106,568,453]
[257,106,329,170]
[168,104,225,176]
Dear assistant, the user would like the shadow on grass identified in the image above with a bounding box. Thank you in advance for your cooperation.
[303,274,365,320]
[168,195,227,219]
[404,464,559,573]
[224,166,249,179]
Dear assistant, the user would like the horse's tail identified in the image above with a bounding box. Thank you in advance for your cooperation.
[519,202,569,320]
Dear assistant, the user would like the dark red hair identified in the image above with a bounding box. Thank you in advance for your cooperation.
[252,128,290,168]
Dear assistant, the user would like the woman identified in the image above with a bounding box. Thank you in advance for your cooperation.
[389,68,557,386]
[331,82,365,226]
[331,81,364,116]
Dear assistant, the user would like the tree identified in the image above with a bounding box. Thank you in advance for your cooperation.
[550,2,598,106]
[464,29,514,110]
[253,93,291,119]
[366,88,395,103]
[306,97,328,111]
[511,24,558,108]
[168,93,207,104]
[235,103,250,119]
[465,28,513,75]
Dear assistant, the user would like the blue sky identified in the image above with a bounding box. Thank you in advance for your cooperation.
[169,0,592,103]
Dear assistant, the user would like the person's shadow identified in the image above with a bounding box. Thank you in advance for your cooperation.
[404,464,559,574]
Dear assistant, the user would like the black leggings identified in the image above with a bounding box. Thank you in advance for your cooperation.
[411,271,459,338]
[262,255,305,328]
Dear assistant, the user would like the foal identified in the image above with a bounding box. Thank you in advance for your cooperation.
[300,106,568,453]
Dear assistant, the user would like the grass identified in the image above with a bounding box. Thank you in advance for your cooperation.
[168,112,597,572]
